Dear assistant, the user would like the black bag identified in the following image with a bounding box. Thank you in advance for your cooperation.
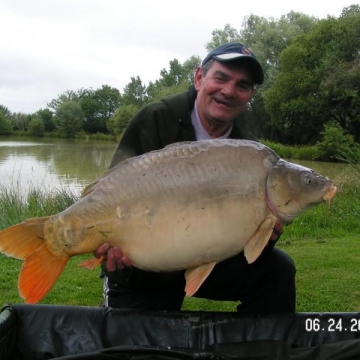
[1,304,360,360]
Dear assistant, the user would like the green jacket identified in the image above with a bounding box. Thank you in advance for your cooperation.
[110,85,256,168]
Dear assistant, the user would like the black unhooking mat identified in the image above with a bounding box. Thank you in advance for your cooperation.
[1,304,360,360]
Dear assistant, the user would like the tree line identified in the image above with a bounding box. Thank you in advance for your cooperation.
[0,4,359,147]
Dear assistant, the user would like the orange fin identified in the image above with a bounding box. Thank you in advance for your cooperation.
[244,218,275,264]
[19,242,70,304]
[185,261,216,297]
[78,256,104,270]
[0,216,51,260]
[0,216,70,303]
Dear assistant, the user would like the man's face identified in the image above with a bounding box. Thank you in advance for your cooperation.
[194,61,255,125]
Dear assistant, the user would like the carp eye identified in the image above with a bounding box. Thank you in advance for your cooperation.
[302,173,314,185]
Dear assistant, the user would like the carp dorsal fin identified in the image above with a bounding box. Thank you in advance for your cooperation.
[81,180,100,197]
[184,261,216,297]
[244,218,276,264]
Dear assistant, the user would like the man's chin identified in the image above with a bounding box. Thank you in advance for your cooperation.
[209,110,237,123]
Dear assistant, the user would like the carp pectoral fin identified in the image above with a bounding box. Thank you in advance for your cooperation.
[244,218,276,264]
[19,242,70,304]
[78,256,104,269]
[184,261,216,297]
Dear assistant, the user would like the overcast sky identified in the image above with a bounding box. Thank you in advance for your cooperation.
[0,0,355,114]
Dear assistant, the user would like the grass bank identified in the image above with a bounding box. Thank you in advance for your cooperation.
[1,177,360,312]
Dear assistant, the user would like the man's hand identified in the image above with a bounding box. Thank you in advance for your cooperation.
[270,222,284,242]
[94,243,133,272]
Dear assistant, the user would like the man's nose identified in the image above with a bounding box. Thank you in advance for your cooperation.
[221,81,236,96]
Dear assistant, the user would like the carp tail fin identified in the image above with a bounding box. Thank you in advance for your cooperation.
[19,242,70,304]
[0,217,51,260]
[0,217,70,303]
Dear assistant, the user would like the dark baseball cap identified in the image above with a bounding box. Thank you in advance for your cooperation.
[201,42,264,84]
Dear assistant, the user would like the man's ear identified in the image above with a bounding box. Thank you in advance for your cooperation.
[194,67,203,91]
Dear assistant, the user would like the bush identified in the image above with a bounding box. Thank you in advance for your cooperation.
[27,116,45,137]
[54,101,84,137]
[0,112,13,135]
[107,104,138,136]
[314,122,355,162]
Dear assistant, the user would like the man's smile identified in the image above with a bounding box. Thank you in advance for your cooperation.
[213,96,231,107]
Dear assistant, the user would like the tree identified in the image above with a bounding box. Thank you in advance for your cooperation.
[0,111,12,135]
[107,104,138,136]
[264,10,360,144]
[158,59,185,87]
[9,113,30,132]
[47,90,80,111]
[0,105,13,134]
[181,56,201,84]
[28,116,45,137]
[80,85,121,133]
[206,13,317,85]
[54,101,84,137]
[206,24,240,49]
[122,76,148,108]
[94,85,121,120]
[147,57,200,102]
[36,108,54,132]
[48,86,121,134]
[0,105,12,119]
[320,57,360,141]
[148,82,191,103]
[340,4,360,17]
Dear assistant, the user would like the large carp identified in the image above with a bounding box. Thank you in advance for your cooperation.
[0,139,337,304]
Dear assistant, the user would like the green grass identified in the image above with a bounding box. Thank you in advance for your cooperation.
[278,236,360,312]
[1,178,360,312]
[262,140,319,161]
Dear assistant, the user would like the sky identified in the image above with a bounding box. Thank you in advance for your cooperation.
[0,0,356,114]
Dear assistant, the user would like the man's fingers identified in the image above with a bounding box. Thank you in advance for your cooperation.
[270,222,284,241]
[106,247,133,271]
[111,247,125,270]
[121,256,133,268]
[94,244,133,272]
[94,243,111,258]
[106,248,118,272]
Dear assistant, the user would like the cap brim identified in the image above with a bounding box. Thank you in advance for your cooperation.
[213,53,264,84]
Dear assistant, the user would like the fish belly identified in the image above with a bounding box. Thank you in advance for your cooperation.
[112,194,269,272]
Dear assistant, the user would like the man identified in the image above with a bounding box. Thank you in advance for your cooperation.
[95,42,296,313]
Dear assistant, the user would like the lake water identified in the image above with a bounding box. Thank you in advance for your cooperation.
[0,137,357,196]
[0,136,116,196]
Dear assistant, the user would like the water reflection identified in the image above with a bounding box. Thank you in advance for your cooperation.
[0,137,116,196]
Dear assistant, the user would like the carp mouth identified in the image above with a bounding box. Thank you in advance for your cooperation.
[266,183,338,224]
[322,184,337,201]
